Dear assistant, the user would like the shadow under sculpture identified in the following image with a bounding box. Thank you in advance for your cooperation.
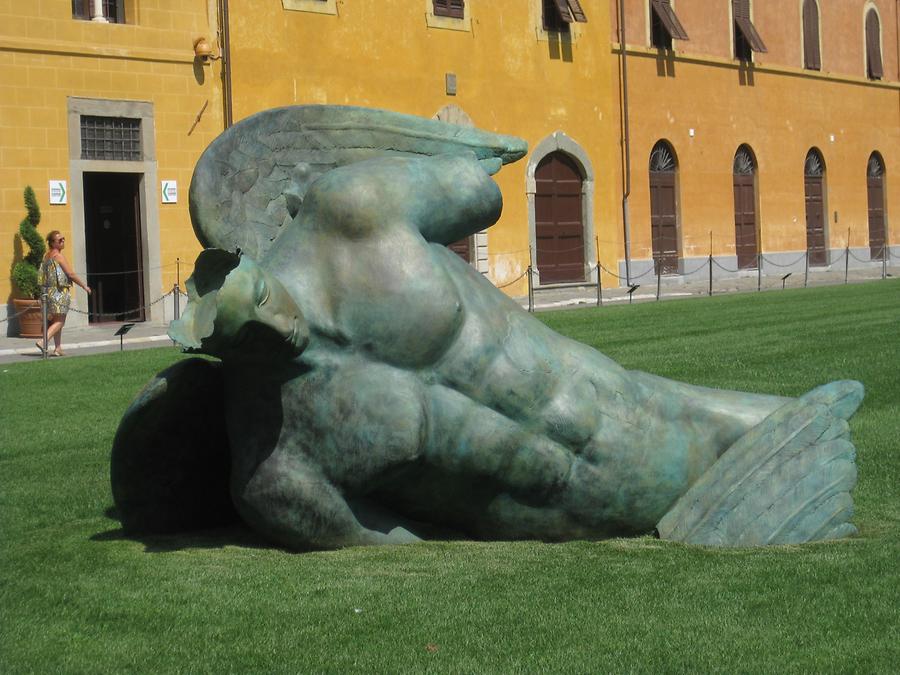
[110,105,863,550]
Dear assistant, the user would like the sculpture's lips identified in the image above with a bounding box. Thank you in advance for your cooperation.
[286,316,303,353]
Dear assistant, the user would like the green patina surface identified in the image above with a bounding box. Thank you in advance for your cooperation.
[111,106,863,550]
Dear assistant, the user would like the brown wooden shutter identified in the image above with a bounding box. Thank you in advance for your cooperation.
[552,0,573,23]
[433,0,464,19]
[802,0,820,70]
[567,0,588,23]
[866,10,883,79]
[651,0,689,41]
[732,0,768,52]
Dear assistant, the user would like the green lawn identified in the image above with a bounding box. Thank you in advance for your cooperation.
[2,280,898,673]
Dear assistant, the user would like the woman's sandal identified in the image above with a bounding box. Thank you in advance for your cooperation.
[34,341,46,355]
[52,349,65,357]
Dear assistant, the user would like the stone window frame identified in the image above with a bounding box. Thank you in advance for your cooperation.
[282,0,338,16]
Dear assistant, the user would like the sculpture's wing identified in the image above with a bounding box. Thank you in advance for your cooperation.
[656,380,863,546]
[189,105,528,258]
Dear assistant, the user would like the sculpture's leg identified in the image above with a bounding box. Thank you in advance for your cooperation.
[656,380,863,546]
[111,358,237,533]
[233,450,421,551]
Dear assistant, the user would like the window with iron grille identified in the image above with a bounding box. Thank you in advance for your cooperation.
[72,0,126,23]
[81,116,142,161]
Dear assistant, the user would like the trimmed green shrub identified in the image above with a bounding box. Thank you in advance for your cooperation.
[11,186,46,299]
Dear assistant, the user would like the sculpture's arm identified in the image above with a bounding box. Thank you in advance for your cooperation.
[298,153,503,245]
[233,449,419,551]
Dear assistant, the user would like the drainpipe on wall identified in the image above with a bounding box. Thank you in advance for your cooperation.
[219,0,233,128]
[618,0,633,285]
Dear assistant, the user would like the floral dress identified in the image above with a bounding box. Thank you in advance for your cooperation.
[38,257,71,316]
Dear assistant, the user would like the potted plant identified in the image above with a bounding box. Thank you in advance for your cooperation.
[11,186,46,338]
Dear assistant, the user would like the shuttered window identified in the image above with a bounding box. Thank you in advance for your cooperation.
[433,0,464,19]
[802,0,821,70]
[650,0,689,50]
[732,0,767,61]
[543,0,588,32]
[866,9,883,80]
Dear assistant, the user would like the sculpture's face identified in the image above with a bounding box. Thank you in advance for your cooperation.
[169,252,308,361]
[212,259,309,359]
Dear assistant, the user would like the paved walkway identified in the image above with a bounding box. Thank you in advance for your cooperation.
[1,265,892,365]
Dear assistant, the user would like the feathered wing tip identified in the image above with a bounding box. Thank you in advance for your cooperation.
[188,105,529,259]
[657,380,864,547]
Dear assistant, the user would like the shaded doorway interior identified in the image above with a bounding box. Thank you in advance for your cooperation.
[534,151,585,284]
[804,149,827,266]
[83,172,145,323]
[447,236,472,264]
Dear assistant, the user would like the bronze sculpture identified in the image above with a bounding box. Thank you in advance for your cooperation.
[111,106,862,550]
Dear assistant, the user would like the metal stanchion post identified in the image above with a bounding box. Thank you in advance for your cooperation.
[844,242,850,284]
[883,245,887,279]
[656,260,661,301]
[708,255,713,297]
[527,265,534,314]
[757,252,762,292]
[173,283,180,320]
[804,249,809,288]
[40,292,48,361]
[596,266,602,307]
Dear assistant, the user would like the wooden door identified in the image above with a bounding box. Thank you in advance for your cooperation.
[868,174,886,260]
[447,236,471,264]
[650,172,678,274]
[535,152,585,283]
[804,175,827,266]
[733,173,758,269]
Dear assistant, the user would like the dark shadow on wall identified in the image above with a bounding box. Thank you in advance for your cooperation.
[656,50,676,77]
[738,62,756,86]
[547,32,574,62]
[5,234,24,337]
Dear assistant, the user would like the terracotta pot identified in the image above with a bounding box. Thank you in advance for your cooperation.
[12,298,44,338]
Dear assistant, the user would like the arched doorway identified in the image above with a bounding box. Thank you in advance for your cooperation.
[804,148,827,266]
[733,145,759,269]
[867,152,886,260]
[649,140,679,274]
[535,151,585,283]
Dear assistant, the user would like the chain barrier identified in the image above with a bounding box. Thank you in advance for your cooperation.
[66,289,175,319]
[680,259,710,276]
[760,252,807,268]
[493,269,529,290]
[0,305,37,325]
[711,258,739,273]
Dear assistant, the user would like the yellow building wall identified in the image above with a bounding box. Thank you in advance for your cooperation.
[226,0,622,295]
[610,0,899,270]
[0,0,223,312]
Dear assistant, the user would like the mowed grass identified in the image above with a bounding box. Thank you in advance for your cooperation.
[1,280,898,673]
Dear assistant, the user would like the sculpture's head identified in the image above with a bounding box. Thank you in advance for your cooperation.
[169,249,308,361]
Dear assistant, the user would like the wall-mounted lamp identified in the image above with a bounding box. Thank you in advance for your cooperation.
[193,37,221,62]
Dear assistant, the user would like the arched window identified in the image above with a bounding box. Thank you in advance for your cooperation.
[535,152,586,283]
[802,0,821,70]
[865,8,883,79]
[804,148,828,266]
[649,140,679,274]
[733,145,759,269]
[867,152,887,260]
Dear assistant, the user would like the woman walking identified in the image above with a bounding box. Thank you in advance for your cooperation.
[36,230,91,357]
